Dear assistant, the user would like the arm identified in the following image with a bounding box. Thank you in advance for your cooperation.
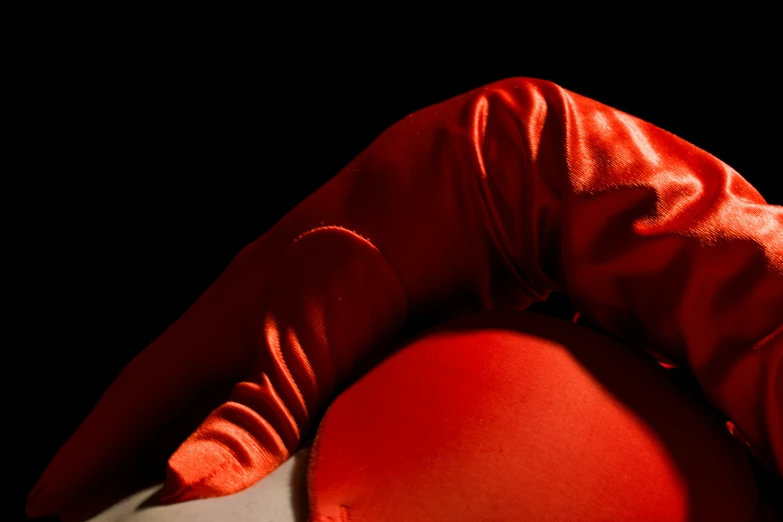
[28,77,783,516]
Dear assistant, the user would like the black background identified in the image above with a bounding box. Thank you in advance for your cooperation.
[11,26,781,521]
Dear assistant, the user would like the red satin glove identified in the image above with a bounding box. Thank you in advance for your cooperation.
[27,77,783,517]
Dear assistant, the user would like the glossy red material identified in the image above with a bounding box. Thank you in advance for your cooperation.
[27,78,782,518]
[307,311,761,521]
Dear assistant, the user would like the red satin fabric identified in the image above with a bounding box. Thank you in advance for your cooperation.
[308,311,764,521]
[27,78,783,517]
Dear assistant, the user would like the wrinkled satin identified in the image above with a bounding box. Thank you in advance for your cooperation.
[27,78,783,518]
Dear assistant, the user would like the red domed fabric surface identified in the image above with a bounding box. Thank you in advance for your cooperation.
[307,311,761,522]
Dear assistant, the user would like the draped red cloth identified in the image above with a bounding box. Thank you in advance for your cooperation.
[27,78,782,519]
